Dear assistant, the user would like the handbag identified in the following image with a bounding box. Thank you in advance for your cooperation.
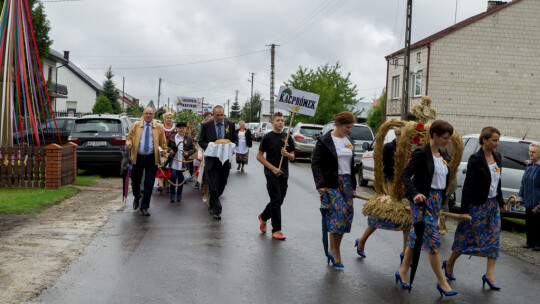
[182,170,191,181]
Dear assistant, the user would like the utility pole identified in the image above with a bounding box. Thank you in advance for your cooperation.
[122,76,125,110]
[235,90,238,118]
[157,78,162,110]
[249,72,255,122]
[401,0,413,120]
[227,99,230,117]
[168,97,170,110]
[267,44,279,122]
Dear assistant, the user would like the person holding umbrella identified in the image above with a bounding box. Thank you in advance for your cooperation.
[312,111,357,268]
[397,120,457,297]
[444,127,507,290]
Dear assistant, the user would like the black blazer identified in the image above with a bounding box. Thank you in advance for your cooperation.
[401,143,450,204]
[167,133,196,157]
[198,119,237,169]
[234,129,252,148]
[311,132,357,190]
[461,150,503,213]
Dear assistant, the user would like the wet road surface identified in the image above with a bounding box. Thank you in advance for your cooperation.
[37,144,540,303]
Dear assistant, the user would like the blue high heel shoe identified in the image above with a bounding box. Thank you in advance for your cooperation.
[395,271,411,289]
[328,252,344,268]
[442,260,456,280]
[354,239,366,258]
[437,283,458,297]
[482,275,501,290]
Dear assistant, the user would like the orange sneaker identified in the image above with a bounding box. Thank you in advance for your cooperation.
[258,215,267,233]
[272,231,286,240]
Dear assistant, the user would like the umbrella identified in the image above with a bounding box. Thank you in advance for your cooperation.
[120,147,131,203]
[409,201,427,292]
[320,208,329,257]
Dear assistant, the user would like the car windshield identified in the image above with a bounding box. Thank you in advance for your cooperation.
[350,126,373,141]
[73,119,122,133]
[299,126,322,136]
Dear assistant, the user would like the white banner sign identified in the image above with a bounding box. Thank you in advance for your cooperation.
[177,97,201,111]
[275,86,320,117]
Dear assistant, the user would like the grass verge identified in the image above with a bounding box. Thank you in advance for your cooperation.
[72,169,100,186]
[0,186,80,214]
[501,217,526,238]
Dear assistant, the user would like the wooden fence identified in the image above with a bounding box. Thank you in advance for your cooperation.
[0,143,77,189]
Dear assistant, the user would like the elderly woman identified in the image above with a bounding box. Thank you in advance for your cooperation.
[518,142,540,251]
[312,111,357,268]
[234,120,253,172]
[398,120,457,297]
[156,112,176,194]
[444,127,506,291]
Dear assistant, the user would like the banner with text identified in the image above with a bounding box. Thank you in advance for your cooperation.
[177,97,201,111]
[275,86,319,117]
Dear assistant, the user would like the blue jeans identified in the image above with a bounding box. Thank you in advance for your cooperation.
[170,169,185,201]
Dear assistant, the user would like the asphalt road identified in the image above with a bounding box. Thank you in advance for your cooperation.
[37,144,540,304]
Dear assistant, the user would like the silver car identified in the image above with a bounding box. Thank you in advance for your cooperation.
[291,123,324,158]
[452,134,534,218]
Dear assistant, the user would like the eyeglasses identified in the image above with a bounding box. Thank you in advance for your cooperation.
[143,113,154,115]
[442,136,451,141]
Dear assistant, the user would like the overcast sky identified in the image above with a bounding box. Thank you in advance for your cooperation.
[43,0,502,110]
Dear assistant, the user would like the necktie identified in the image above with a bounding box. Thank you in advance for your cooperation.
[144,123,151,154]
[217,123,222,139]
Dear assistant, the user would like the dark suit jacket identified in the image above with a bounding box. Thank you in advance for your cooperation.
[312,132,357,190]
[234,129,252,148]
[167,133,196,157]
[198,119,237,169]
[401,143,450,204]
[461,150,504,212]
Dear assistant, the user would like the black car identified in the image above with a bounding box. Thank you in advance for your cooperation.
[15,117,77,146]
[68,114,132,169]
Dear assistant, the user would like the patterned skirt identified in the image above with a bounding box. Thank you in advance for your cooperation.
[236,151,249,164]
[321,175,354,234]
[452,197,501,258]
[406,189,442,254]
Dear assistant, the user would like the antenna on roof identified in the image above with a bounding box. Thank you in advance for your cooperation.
[522,126,531,140]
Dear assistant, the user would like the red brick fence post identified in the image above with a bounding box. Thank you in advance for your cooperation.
[45,144,61,189]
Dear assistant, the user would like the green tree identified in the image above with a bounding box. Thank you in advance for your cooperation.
[102,66,121,114]
[366,89,386,134]
[230,100,241,120]
[92,95,113,114]
[126,104,144,117]
[240,92,262,123]
[284,62,361,125]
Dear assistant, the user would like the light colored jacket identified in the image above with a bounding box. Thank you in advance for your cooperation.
[126,120,167,165]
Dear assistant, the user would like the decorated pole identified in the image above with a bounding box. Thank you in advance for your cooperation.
[274,86,320,170]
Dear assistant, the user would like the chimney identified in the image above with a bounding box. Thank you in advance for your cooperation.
[487,1,507,11]
[63,51,70,61]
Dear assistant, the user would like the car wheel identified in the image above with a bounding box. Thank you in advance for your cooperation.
[358,166,368,187]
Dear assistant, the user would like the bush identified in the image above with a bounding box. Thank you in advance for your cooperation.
[93,95,113,114]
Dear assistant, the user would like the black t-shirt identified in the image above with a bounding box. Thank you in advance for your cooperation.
[259,131,295,178]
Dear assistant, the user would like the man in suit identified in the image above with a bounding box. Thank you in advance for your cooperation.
[198,105,237,220]
[125,107,167,216]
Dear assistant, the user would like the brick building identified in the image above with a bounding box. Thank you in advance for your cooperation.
[385,0,540,140]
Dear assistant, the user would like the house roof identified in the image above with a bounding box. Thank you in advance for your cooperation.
[65,61,103,92]
[47,49,69,64]
[386,0,522,59]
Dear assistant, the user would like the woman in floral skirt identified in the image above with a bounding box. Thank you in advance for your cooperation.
[443,126,506,290]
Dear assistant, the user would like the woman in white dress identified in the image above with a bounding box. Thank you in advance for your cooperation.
[234,120,253,172]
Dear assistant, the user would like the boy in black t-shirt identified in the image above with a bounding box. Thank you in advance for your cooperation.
[256,112,295,240]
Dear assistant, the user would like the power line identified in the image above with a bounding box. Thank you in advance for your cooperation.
[81,49,267,70]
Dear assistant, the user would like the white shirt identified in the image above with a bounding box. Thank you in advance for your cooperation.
[331,135,353,175]
[488,162,501,198]
[431,156,448,190]
[171,134,185,171]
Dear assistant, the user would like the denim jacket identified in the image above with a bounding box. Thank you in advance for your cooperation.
[518,159,540,209]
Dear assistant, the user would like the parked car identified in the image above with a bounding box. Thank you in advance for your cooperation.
[15,117,77,145]
[360,129,396,185]
[452,134,534,218]
[291,122,324,158]
[129,117,141,124]
[68,114,132,170]
[254,122,270,141]
[282,126,289,134]
[320,122,375,186]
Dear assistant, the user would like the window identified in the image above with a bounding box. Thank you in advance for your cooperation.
[349,126,374,141]
[299,126,323,136]
[411,71,423,97]
[497,141,530,170]
[66,101,77,115]
[392,76,400,99]
[461,138,479,162]
[73,119,122,133]
[47,66,53,81]
[416,52,421,63]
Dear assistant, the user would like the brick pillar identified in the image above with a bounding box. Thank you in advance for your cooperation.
[63,142,78,182]
[45,144,61,189]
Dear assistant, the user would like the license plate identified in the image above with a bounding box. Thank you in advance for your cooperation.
[86,141,108,147]
[307,139,312,144]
